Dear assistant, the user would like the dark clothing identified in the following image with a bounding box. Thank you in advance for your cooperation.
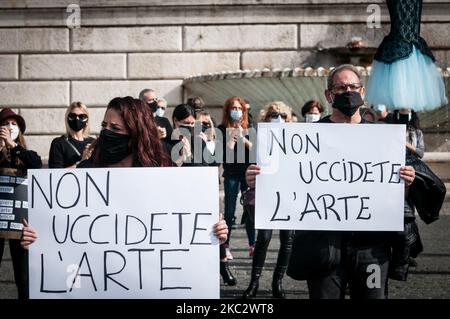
[0,143,42,300]
[288,114,392,299]
[318,115,370,124]
[217,124,252,178]
[374,0,434,63]
[155,116,173,145]
[0,144,42,170]
[0,239,28,299]
[307,242,390,299]
[253,229,294,274]
[48,135,95,168]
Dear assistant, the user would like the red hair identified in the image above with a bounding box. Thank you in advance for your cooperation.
[94,97,171,167]
[221,96,249,129]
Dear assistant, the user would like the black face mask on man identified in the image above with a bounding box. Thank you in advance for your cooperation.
[147,101,158,113]
[332,91,364,117]
[68,118,87,132]
[99,129,131,165]
[397,113,412,125]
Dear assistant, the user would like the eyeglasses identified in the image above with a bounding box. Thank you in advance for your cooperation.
[68,113,88,121]
[269,112,288,119]
[331,83,363,94]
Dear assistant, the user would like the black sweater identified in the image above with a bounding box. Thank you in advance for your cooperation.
[48,135,95,168]
[0,144,42,171]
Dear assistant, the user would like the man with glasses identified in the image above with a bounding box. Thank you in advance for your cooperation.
[245,64,416,299]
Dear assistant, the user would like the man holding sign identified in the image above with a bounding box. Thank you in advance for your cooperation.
[246,64,416,299]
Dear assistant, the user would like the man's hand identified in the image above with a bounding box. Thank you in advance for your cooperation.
[245,164,261,188]
[400,165,415,187]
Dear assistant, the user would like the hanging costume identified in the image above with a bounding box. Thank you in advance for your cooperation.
[366,0,447,112]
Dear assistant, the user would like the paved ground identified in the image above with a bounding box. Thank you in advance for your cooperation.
[1,192,449,299]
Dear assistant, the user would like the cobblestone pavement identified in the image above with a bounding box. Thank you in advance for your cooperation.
[1,196,449,299]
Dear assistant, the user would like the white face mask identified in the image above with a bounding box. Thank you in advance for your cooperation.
[154,108,165,118]
[271,116,285,123]
[305,114,321,123]
[8,124,20,141]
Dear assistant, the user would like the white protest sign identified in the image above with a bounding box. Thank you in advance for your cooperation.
[256,123,405,231]
[28,167,220,299]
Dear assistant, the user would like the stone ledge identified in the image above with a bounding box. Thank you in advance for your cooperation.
[21,54,126,80]
[0,81,69,107]
[128,52,240,79]
[0,55,18,80]
[2,3,450,27]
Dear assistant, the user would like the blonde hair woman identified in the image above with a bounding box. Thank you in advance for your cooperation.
[259,101,293,123]
[48,102,95,168]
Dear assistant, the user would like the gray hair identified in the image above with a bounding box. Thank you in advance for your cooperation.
[157,97,167,108]
[138,88,155,101]
[326,64,362,90]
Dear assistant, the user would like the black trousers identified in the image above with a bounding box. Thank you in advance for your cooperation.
[306,243,390,299]
[0,238,29,299]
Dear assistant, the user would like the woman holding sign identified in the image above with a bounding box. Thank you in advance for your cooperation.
[242,102,295,299]
[0,107,42,300]
[20,97,229,245]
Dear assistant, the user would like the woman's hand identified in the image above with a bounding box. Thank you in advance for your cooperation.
[245,164,261,188]
[157,126,167,139]
[213,218,228,245]
[0,126,16,148]
[400,165,415,187]
[21,219,38,250]
[81,143,94,161]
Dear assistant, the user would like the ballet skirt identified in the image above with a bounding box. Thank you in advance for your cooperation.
[366,0,448,112]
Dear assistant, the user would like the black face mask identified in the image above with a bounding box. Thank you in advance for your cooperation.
[332,91,364,117]
[99,129,131,165]
[68,118,87,132]
[397,113,411,125]
[147,101,158,113]
[201,123,210,133]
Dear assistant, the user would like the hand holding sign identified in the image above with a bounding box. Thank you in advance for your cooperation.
[20,218,37,250]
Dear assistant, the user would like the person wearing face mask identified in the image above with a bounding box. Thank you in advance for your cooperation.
[21,97,229,266]
[217,96,255,262]
[245,64,417,299]
[393,109,424,159]
[301,100,324,123]
[48,102,95,168]
[0,107,42,300]
[139,89,173,145]
[170,104,215,167]
[243,101,295,299]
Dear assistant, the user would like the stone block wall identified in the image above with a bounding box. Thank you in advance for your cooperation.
[0,0,449,159]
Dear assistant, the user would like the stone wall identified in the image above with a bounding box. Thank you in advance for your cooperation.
[0,0,450,160]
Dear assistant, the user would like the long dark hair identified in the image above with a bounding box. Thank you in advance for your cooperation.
[172,103,196,125]
[393,110,421,130]
[0,119,27,170]
[93,96,171,167]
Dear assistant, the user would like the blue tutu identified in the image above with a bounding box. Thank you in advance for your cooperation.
[366,45,448,112]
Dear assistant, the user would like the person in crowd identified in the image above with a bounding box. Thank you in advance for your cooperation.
[291,111,299,123]
[170,103,236,285]
[391,108,425,269]
[244,100,255,128]
[139,89,173,144]
[218,96,255,260]
[360,107,377,123]
[21,97,228,250]
[171,104,215,167]
[196,110,216,155]
[242,101,295,299]
[187,96,206,115]
[48,102,95,168]
[301,100,324,123]
[372,104,393,123]
[245,64,416,299]
[0,108,42,299]
[393,108,425,159]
